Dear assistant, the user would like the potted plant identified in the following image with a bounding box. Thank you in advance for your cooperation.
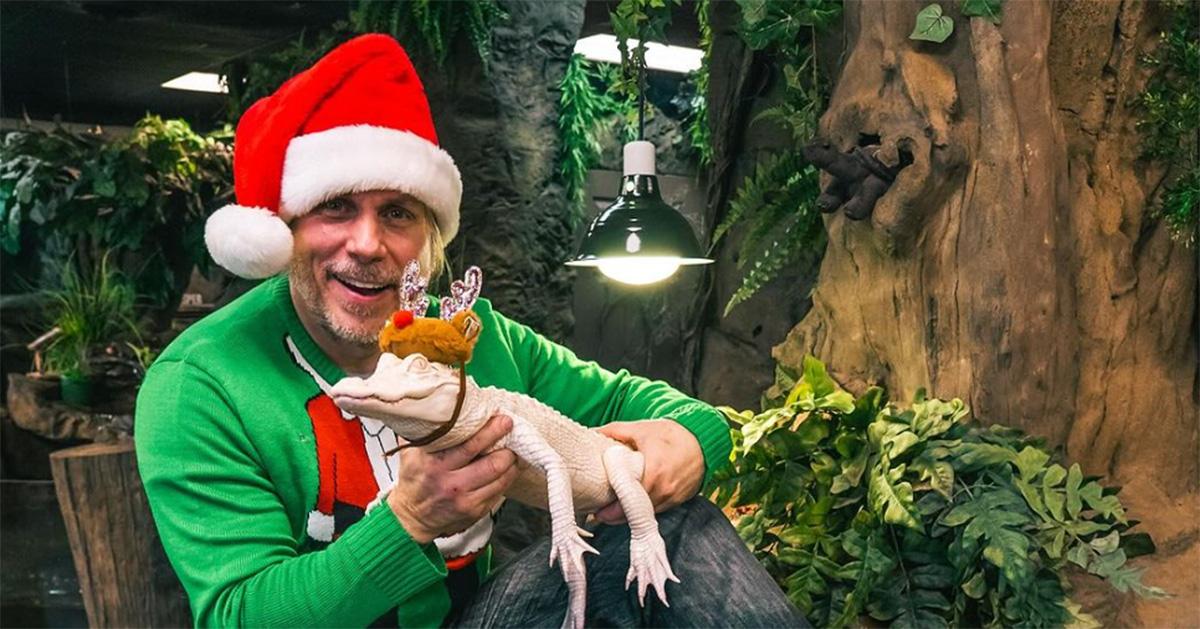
[39,254,140,406]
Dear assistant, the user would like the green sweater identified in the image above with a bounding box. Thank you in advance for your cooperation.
[135,276,731,627]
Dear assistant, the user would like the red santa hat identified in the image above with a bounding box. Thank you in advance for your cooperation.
[205,34,462,279]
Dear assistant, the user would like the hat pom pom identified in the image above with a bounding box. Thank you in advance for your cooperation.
[205,204,293,279]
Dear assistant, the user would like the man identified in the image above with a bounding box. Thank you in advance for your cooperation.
[136,34,806,627]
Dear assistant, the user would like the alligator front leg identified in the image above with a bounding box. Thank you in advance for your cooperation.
[504,413,598,629]
[601,445,679,606]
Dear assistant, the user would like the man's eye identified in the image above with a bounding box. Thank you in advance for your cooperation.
[316,198,351,214]
[384,206,416,221]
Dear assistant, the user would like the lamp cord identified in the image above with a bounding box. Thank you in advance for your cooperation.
[637,36,646,141]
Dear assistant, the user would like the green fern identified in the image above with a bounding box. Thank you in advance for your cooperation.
[351,0,508,71]
[718,0,842,315]
[558,54,620,223]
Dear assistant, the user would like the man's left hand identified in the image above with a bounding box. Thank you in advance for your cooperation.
[593,419,705,524]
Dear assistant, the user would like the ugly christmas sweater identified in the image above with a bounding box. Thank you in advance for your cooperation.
[135,275,732,628]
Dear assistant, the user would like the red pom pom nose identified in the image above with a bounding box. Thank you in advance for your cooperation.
[391,310,415,328]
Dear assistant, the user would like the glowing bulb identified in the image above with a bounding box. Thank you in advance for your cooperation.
[596,257,682,285]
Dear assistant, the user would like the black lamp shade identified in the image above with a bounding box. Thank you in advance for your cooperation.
[567,174,710,266]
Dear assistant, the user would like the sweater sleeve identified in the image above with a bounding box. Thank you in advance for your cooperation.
[135,359,447,627]
[490,309,731,481]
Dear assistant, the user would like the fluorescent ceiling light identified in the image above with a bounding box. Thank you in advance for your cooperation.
[573,34,702,74]
[161,72,227,94]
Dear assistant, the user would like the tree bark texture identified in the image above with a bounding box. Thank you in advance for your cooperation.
[49,440,190,627]
[772,1,1197,624]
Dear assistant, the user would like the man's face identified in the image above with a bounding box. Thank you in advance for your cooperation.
[290,189,429,347]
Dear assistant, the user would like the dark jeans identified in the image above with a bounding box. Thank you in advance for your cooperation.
[449,497,810,628]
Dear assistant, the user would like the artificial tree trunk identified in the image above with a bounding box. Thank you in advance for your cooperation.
[771,1,1197,624]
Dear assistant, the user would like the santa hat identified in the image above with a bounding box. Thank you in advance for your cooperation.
[205,34,462,279]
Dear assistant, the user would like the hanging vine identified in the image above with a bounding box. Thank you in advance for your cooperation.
[686,0,714,168]
[1137,0,1198,246]
[715,0,843,315]
[557,54,621,223]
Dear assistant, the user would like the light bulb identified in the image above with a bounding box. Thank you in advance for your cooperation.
[595,257,682,285]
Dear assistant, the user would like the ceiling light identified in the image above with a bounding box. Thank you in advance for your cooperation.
[573,34,702,74]
[161,72,227,94]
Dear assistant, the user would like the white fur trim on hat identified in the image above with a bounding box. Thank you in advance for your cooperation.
[205,204,294,279]
[307,510,335,542]
[279,125,462,242]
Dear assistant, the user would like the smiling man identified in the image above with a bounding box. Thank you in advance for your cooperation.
[134,34,806,628]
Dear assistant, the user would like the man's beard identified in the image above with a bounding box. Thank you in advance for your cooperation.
[290,258,400,347]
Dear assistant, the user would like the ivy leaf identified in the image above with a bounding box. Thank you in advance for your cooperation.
[1089,530,1120,555]
[960,0,1002,24]
[831,447,869,494]
[1014,446,1050,482]
[962,571,987,599]
[1088,548,1127,578]
[1107,566,1170,599]
[868,463,923,531]
[1080,481,1127,523]
[950,441,1015,471]
[1043,463,1067,487]
[1066,464,1084,519]
[910,3,955,43]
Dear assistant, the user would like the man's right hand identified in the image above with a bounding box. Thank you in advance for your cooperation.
[387,414,518,544]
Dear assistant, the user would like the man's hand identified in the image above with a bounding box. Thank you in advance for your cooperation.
[387,414,518,544]
[593,419,705,525]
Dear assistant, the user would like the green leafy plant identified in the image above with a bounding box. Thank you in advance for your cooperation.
[41,253,140,380]
[1136,0,1198,245]
[558,54,622,221]
[350,0,508,71]
[223,1,509,121]
[961,0,1003,23]
[910,4,955,42]
[0,117,232,311]
[714,0,841,314]
[709,355,1165,628]
[686,0,714,168]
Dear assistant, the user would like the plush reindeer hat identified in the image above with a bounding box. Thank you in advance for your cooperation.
[378,262,483,365]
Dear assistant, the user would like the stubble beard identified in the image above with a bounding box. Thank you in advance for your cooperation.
[290,258,399,348]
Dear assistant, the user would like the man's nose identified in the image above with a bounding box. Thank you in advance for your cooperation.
[344,212,385,261]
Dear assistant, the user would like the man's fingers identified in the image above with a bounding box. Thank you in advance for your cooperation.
[594,422,640,447]
[465,458,520,506]
[442,414,512,468]
[459,447,517,491]
[594,500,627,525]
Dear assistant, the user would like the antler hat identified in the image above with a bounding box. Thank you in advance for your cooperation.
[205,34,462,279]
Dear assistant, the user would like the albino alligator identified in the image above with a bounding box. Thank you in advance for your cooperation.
[329,265,678,629]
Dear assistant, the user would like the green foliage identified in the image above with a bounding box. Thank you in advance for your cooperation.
[910,4,954,43]
[351,0,508,70]
[0,117,232,309]
[715,153,825,315]
[223,2,508,121]
[708,355,1166,628]
[1137,1,1199,245]
[558,54,621,222]
[41,253,139,379]
[717,0,840,315]
[686,0,714,168]
[960,0,1003,24]
[610,0,680,98]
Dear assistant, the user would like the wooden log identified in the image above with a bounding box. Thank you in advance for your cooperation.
[49,440,189,627]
